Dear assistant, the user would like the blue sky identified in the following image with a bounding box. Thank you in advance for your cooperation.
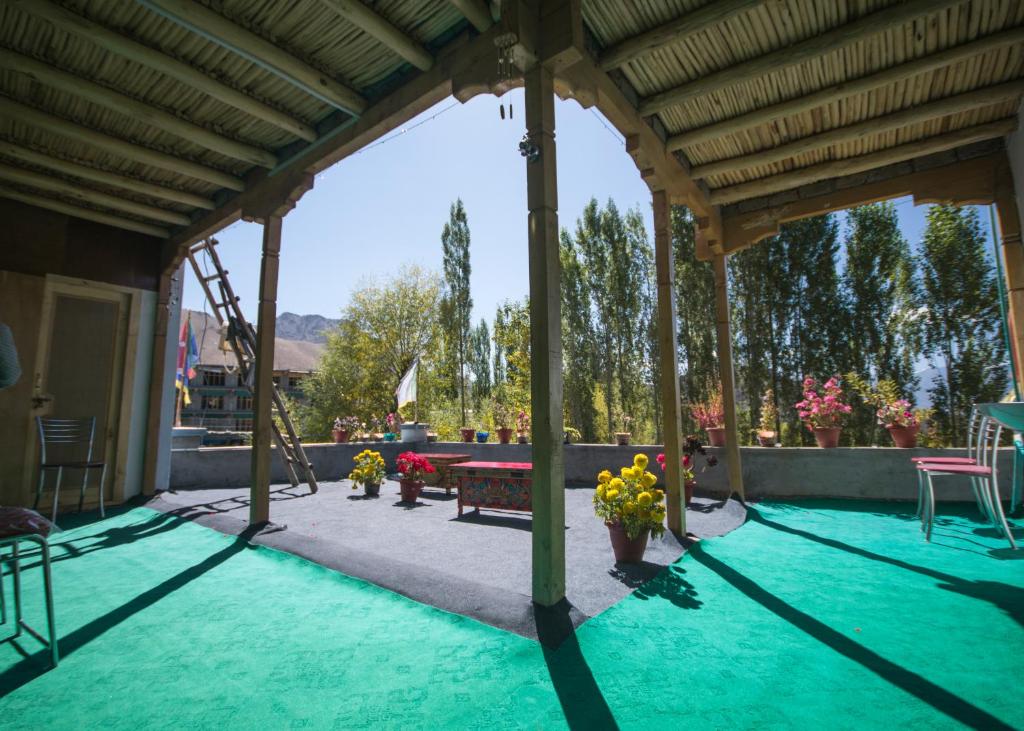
[181,90,996,326]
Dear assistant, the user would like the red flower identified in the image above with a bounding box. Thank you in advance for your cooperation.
[396,451,435,480]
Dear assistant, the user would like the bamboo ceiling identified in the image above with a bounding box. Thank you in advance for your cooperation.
[0,0,1021,242]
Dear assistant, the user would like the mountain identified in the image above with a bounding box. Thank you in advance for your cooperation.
[275,312,340,344]
[184,310,325,372]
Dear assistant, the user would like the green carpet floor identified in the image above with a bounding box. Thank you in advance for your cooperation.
[0,501,1020,729]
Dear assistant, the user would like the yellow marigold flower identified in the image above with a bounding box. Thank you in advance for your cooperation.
[623,500,637,515]
[637,491,653,507]
[609,477,625,491]
[620,466,632,479]
[598,470,612,484]
[596,484,607,500]
[640,472,657,489]
[605,488,619,501]
[633,453,648,470]
[653,489,665,503]
[632,466,645,481]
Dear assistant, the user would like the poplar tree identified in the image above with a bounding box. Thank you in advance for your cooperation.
[560,229,598,441]
[440,199,472,425]
[919,205,1006,442]
[468,319,491,411]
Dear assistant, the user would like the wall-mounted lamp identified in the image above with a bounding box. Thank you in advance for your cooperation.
[519,134,540,164]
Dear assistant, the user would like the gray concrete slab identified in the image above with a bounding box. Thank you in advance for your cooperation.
[148,479,744,641]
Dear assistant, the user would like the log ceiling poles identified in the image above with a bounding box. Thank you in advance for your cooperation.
[136,0,368,116]
[318,0,433,71]
[639,0,965,117]
[0,163,190,225]
[0,47,278,169]
[4,0,316,142]
[691,81,1024,181]
[448,0,493,32]
[0,184,168,237]
[668,26,1024,152]
[709,118,1017,205]
[0,141,216,209]
[599,0,761,71]
[0,96,246,190]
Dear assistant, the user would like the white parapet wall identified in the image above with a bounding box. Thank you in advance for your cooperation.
[168,441,1016,503]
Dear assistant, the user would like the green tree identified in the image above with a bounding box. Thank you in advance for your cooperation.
[439,199,472,425]
[560,228,597,441]
[919,205,1007,443]
[468,318,492,411]
[492,298,531,413]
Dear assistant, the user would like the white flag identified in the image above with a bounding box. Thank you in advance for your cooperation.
[396,358,418,410]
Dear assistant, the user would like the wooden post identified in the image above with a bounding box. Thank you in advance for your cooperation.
[525,63,566,607]
[653,190,685,534]
[142,265,184,495]
[995,181,1024,395]
[712,254,745,501]
[250,215,282,525]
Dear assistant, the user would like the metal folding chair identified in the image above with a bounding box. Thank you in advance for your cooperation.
[917,416,1017,549]
[0,507,58,668]
[912,407,987,518]
[35,417,106,525]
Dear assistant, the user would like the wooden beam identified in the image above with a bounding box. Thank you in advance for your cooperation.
[4,0,316,142]
[0,163,190,225]
[0,184,168,237]
[720,151,1005,252]
[712,254,744,501]
[653,189,685,534]
[319,0,432,70]
[0,96,245,191]
[449,0,493,32]
[710,118,1017,205]
[142,266,183,495]
[994,157,1024,395]
[600,0,761,71]
[691,80,1024,181]
[525,63,565,607]
[138,0,367,116]
[639,0,964,117]
[668,26,1024,152]
[0,48,277,168]
[250,214,282,525]
[0,141,215,210]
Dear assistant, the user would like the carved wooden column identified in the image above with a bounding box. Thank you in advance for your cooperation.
[712,254,745,501]
[653,190,686,533]
[525,62,565,607]
[143,263,184,495]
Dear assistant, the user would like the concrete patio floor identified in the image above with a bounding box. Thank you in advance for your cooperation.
[148,479,745,639]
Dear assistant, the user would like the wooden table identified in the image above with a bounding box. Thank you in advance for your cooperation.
[418,453,472,495]
[448,461,533,516]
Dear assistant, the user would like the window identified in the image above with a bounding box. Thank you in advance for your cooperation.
[235,418,253,431]
[236,395,253,411]
[201,395,223,411]
[272,375,281,387]
[203,369,225,386]
[289,375,304,390]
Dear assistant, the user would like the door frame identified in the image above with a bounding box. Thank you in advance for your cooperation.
[23,275,144,507]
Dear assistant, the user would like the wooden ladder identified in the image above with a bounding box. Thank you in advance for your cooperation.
[186,238,318,494]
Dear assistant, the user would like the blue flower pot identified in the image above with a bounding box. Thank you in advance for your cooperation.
[476,431,489,443]
[383,433,397,442]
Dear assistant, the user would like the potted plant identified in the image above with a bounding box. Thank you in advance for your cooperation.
[516,410,530,444]
[348,449,386,497]
[395,451,435,502]
[614,414,633,446]
[845,373,928,448]
[656,435,718,504]
[383,412,399,441]
[459,427,475,443]
[564,426,581,444]
[476,430,490,443]
[331,417,351,444]
[756,390,778,447]
[692,389,726,446]
[795,376,852,448]
[493,402,514,444]
[593,453,666,563]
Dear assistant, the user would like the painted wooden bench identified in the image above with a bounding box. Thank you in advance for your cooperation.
[448,461,533,516]
[418,452,472,495]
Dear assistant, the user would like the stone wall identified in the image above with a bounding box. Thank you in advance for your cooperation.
[168,440,1016,503]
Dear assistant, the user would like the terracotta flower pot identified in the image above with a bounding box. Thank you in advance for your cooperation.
[615,432,631,446]
[332,429,348,444]
[685,480,696,505]
[757,431,776,447]
[606,522,650,563]
[399,479,423,502]
[517,434,528,444]
[497,427,514,444]
[706,427,726,447]
[459,428,475,443]
[363,481,380,497]
[887,424,919,448]
[813,427,841,448]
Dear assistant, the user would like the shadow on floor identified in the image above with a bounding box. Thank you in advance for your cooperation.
[690,543,1015,730]
[452,511,533,532]
[0,523,261,697]
[534,601,619,730]
[749,508,1024,626]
